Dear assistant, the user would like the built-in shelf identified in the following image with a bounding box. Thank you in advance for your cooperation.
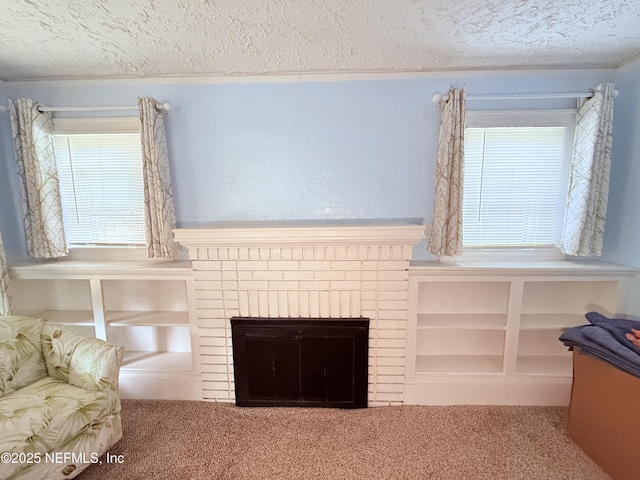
[122,351,193,371]
[417,313,507,329]
[29,309,95,326]
[405,260,636,406]
[106,311,190,327]
[516,355,573,376]
[416,354,504,374]
[7,259,201,400]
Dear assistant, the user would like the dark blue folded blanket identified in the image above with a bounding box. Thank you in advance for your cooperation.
[559,311,640,378]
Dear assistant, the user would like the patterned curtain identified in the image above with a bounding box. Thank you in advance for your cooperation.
[138,97,178,259]
[427,87,466,257]
[560,83,615,257]
[9,98,67,259]
[0,230,11,316]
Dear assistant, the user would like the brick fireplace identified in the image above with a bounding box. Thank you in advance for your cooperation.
[173,221,425,406]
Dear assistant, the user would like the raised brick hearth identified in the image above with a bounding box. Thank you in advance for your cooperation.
[174,222,425,406]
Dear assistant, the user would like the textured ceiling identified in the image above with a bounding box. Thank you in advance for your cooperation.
[1,0,640,81]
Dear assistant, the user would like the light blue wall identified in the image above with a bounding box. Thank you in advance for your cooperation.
[0,82,25,262]
[604,58,640,267]
[603,59,640,313]
[0,68,617,262]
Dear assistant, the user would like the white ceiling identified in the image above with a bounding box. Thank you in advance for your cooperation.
[1,0,640,82]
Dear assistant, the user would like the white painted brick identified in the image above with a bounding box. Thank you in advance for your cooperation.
[196,319,227,329]
[267,260,299,270]
[195,280,223,291]
[253,270,284,280]
[378,290,408,300]
[202,381,232,391]
[377,320,406,331]
[362,280,378,290]
[378,260,409,271]
[374,392,404,402]
[199,354,229,365]
[237,270,252,280]
[331,280,361,290]
[345,270,362,281]
[330,291,341,317]
[291,247,304,260]
[330,260,361,270]
[377,311,408,321]
[299,280,330,290]
[202,391,231,400]
[259,248,270,260]
[223,289,239,300]
[195,289,223,300]
[278,290,289,316]
[302,247,315,260]
[298,291,310,317]
[298,260,331,271]
[201,372,230,382]
[199,363,229,373]
[223,280,239,290]
[220,260,236,271]
[258,291,270,317]
[284,270,314,280]
[314,247,326,259]
[376,338,406,349]
[374,375,405,384]
[375,348,406,358]
[223,299,239,311]
[198,336,228,346]
[244,291,257,316]
[236,260,269,270]
[222,270,238,280]
[192,260,221,271]
[375,366,405,376]
[376,300,408,310]
[375,357,406,367]
[308,291,320,317]
[377,270,409,280]
[320,291,331,317]
[196,309,226,319]
[268,290,279,316]
[238,280,269,290]
[376,329,406,339]
[375,383,404,393]
[197,299,224,310]
[288,291,299,317]
[314,269,345,280]
[378,280,408,291]
[199,346,229,356]
[269,280,300,290]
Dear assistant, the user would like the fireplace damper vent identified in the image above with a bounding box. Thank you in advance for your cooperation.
[231,317,369,408]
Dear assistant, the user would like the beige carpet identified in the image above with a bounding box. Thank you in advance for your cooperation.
[80,400,610,480]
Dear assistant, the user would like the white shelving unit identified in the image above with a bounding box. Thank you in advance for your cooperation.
[405,260,635,406]
[8,259,201,400]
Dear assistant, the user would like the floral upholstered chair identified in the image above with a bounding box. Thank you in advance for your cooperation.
[0,315,124,479]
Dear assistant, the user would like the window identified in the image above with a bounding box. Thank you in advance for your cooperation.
[462,110,575,250]
[52,118,145,247]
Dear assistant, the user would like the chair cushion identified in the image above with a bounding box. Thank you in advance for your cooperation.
[0,316,47,397]
[0,376,109,478]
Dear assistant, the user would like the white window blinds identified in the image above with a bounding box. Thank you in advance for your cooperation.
[53,132,145,246]
[462,125,570,247]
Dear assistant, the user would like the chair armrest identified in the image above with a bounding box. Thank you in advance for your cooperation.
[69,338,124,392]
[41,321,124,391]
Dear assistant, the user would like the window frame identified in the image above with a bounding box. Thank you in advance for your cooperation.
[453,109,577,262]
[52,117,147,260]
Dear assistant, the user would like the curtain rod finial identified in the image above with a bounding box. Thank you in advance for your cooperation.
[431,92,442,103]
[162,102,173,111]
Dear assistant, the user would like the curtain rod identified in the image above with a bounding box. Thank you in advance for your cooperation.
[0,102,172,112]
[431,90,619,103]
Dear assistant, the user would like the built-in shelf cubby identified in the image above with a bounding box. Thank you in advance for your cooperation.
[405,260,635,406]
[8,259,201,400]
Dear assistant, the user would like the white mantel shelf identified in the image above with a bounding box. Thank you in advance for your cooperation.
[173,220,427,248]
